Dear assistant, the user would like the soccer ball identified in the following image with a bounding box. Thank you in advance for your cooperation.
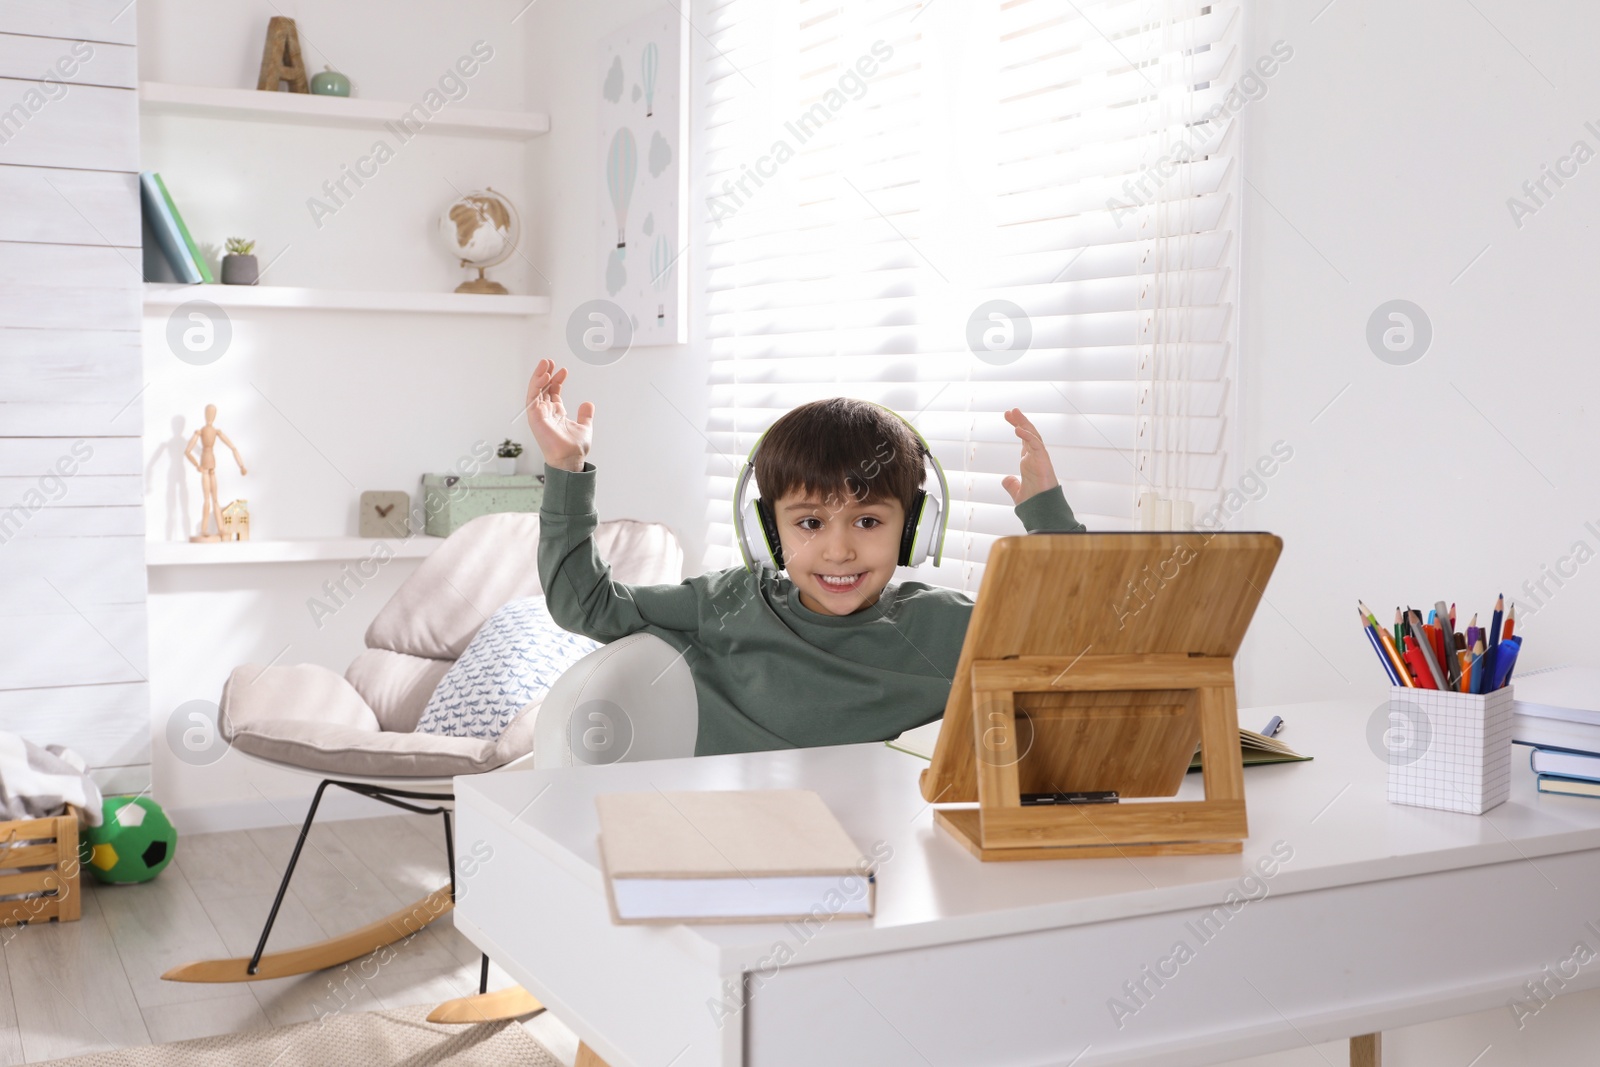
[79,797,177,884]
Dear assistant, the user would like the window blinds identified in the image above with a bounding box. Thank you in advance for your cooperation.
[698,0,1241,591]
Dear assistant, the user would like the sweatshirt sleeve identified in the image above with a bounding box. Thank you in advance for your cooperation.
[1012,484,1087,533]
[537,461,702,641]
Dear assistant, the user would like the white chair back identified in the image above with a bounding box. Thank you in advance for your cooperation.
[534,632,698,768]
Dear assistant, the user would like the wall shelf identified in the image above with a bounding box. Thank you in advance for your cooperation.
[139,81,550,140]
[142,283,548,316]
[147,536,446,567]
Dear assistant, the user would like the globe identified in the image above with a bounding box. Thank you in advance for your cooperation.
[439,188,520,295]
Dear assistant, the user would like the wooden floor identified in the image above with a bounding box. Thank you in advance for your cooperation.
[0,813,580,1064]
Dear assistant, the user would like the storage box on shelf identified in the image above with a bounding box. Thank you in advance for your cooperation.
[422,473,543,536]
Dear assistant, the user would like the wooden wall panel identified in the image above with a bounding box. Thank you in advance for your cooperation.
[1,403,149,436]
[0,475,141,509]
[0,437,141,475]
[0,613,148,689]
[0,683,150,770]
[0,536,146,611]
[0,3,138,46]
[0,506,143,539]
[0,35,137,88]
[0,78,137,169]
[0,243,141,330]
[0,331,142,398]
[0,8,146,784]
[0,169,140,246]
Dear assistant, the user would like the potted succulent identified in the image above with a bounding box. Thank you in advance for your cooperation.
[496,438,523,475]
[221,238,259,285]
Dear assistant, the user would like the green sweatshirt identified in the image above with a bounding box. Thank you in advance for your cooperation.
[537,462,1086,756]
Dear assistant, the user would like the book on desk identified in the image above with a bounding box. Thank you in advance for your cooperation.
[1512,665,1600,799]
[596,789,876,924]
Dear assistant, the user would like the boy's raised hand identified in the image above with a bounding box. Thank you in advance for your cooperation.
[999,408,1060,505]
[525,358,595,473]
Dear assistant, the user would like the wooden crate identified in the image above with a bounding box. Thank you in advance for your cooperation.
[0,807,81,926]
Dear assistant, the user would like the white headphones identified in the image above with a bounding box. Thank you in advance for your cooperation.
[731,405,949,574]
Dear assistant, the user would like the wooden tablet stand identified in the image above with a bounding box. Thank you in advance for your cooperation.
[922,531,1282,861]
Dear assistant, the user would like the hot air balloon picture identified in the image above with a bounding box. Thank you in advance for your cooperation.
[650,234,675,323]
[642,42,658,118]
[607,128,637,251]
[598,9,685,345]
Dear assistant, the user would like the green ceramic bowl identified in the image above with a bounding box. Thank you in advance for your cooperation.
[311,68,350,97]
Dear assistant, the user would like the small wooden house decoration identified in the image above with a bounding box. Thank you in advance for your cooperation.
[219,500,251,541]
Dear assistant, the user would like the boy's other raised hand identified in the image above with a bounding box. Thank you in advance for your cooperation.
[525,358,595,473]
[999,408,1061,505]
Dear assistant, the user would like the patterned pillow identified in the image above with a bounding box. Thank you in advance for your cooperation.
[415,597,601,740]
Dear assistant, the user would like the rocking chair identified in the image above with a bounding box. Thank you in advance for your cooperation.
[161,510,688,1023]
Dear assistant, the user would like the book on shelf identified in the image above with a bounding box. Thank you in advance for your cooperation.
[886,718,1311,770]
[152,173,214,284]
[139,171,201,284]
[1536,774,1600,799]
[596,789,875,925]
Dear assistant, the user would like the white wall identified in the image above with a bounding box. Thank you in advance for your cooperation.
[1233,0,1600,709]
[1225,0,1600,1061]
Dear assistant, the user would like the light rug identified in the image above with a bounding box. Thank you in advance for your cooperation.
[37,1003,560,1067]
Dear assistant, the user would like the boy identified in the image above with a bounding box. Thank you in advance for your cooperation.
[526,358,1086,755]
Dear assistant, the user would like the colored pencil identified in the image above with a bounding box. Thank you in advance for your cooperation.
[1360,601,1412,686]
[1362,610,1403,686]
[1435,601,1459,689]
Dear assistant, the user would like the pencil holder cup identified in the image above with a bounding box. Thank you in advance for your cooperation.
[1383,685,1514,815]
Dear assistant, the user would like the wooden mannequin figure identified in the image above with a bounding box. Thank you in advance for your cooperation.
[185,404,248,543]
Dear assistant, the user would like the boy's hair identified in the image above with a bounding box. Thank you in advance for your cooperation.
[754,398,926,516]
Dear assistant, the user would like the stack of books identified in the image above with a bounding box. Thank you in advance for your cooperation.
[1513,666,1600,798]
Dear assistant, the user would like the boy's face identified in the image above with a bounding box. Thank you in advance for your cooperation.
[771,488,906,616]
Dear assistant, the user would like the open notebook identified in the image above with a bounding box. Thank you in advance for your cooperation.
[887,718,1311,770]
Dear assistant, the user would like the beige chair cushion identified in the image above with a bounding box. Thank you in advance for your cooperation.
[214,511,683,779]
[364,513,684,662]
[220,663,539,778]
[594,518,685,587]
[365,513,544,662]
[344,649,453,734]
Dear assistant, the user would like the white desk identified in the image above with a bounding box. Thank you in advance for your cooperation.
[453,699,1600,1067]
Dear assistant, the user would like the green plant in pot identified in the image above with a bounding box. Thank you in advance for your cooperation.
[222,237,259,285]
[496,438,523,475]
